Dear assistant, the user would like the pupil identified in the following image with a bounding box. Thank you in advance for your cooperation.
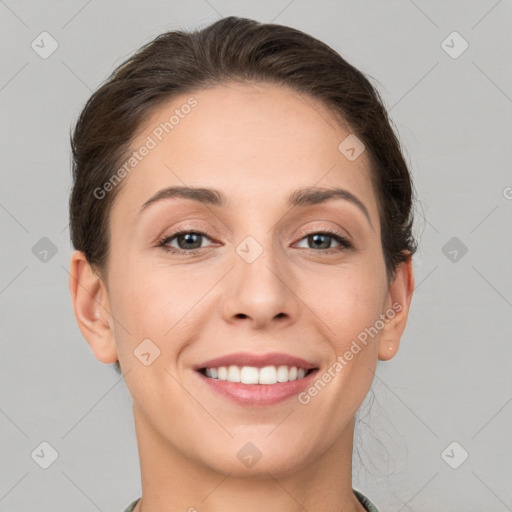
[311,234,330,249]
[179,233,201,249]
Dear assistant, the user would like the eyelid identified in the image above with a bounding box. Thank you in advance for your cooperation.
[157,226,216,247]
[293,221,353,243]
[293,226,352,250]
[157,223,350,243]
[157,223,353,255]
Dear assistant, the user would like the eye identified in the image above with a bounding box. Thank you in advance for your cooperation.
[157,227,352,255]
[158,229,214,254]
[295,229,352,251]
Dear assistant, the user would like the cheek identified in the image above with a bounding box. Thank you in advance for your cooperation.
[112,274,190,339]
[109,247,193,322]
[108,261,219,371]
[303,264,385,340]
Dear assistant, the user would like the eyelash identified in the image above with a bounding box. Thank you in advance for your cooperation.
[157,227,352,255]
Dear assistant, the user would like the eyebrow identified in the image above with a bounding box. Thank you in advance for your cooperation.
[137,185,372,228]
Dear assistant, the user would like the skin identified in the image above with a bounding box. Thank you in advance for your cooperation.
[69,81,414,512]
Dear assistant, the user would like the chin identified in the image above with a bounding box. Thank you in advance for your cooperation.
[193,437,315,479]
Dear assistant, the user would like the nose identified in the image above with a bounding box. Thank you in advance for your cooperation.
[221,242,300,330]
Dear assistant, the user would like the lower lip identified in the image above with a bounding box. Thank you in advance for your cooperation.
[195,369,319,406]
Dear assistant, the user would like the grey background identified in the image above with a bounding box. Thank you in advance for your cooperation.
[1,0,511,511]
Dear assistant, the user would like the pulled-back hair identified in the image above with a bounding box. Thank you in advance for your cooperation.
[69,16,418,374]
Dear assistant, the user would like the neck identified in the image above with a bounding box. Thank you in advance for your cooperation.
[132,405,365,512]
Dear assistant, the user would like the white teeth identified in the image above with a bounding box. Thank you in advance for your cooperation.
[276,365,289,382]
[227,365,241,383]
[259,365,277,384]
[203,365,311,384]
[240,366,259,384]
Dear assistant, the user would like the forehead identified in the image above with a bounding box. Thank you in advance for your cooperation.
[113,81,378,222]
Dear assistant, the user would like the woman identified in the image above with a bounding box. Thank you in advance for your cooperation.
[68,16,416,512]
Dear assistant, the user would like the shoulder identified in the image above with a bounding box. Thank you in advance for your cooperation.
[354,488,380,512]
[122,497,140,512]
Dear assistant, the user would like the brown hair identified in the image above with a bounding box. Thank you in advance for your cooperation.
[69,16,418,375]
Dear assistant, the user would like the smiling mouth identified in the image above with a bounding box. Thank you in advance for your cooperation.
[198,365,317,385]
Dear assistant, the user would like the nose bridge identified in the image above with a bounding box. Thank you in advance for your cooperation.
[222,231,297,327]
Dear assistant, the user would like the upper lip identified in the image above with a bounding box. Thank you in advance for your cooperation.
[193,352,319,371]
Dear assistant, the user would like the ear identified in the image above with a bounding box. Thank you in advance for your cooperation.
[68,250,118,364]
[377,254,415,361]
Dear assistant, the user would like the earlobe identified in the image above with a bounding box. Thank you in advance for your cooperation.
[377,255,415,361]
[68,251,118,364]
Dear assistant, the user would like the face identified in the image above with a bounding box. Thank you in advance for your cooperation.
[85,82,410,477]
